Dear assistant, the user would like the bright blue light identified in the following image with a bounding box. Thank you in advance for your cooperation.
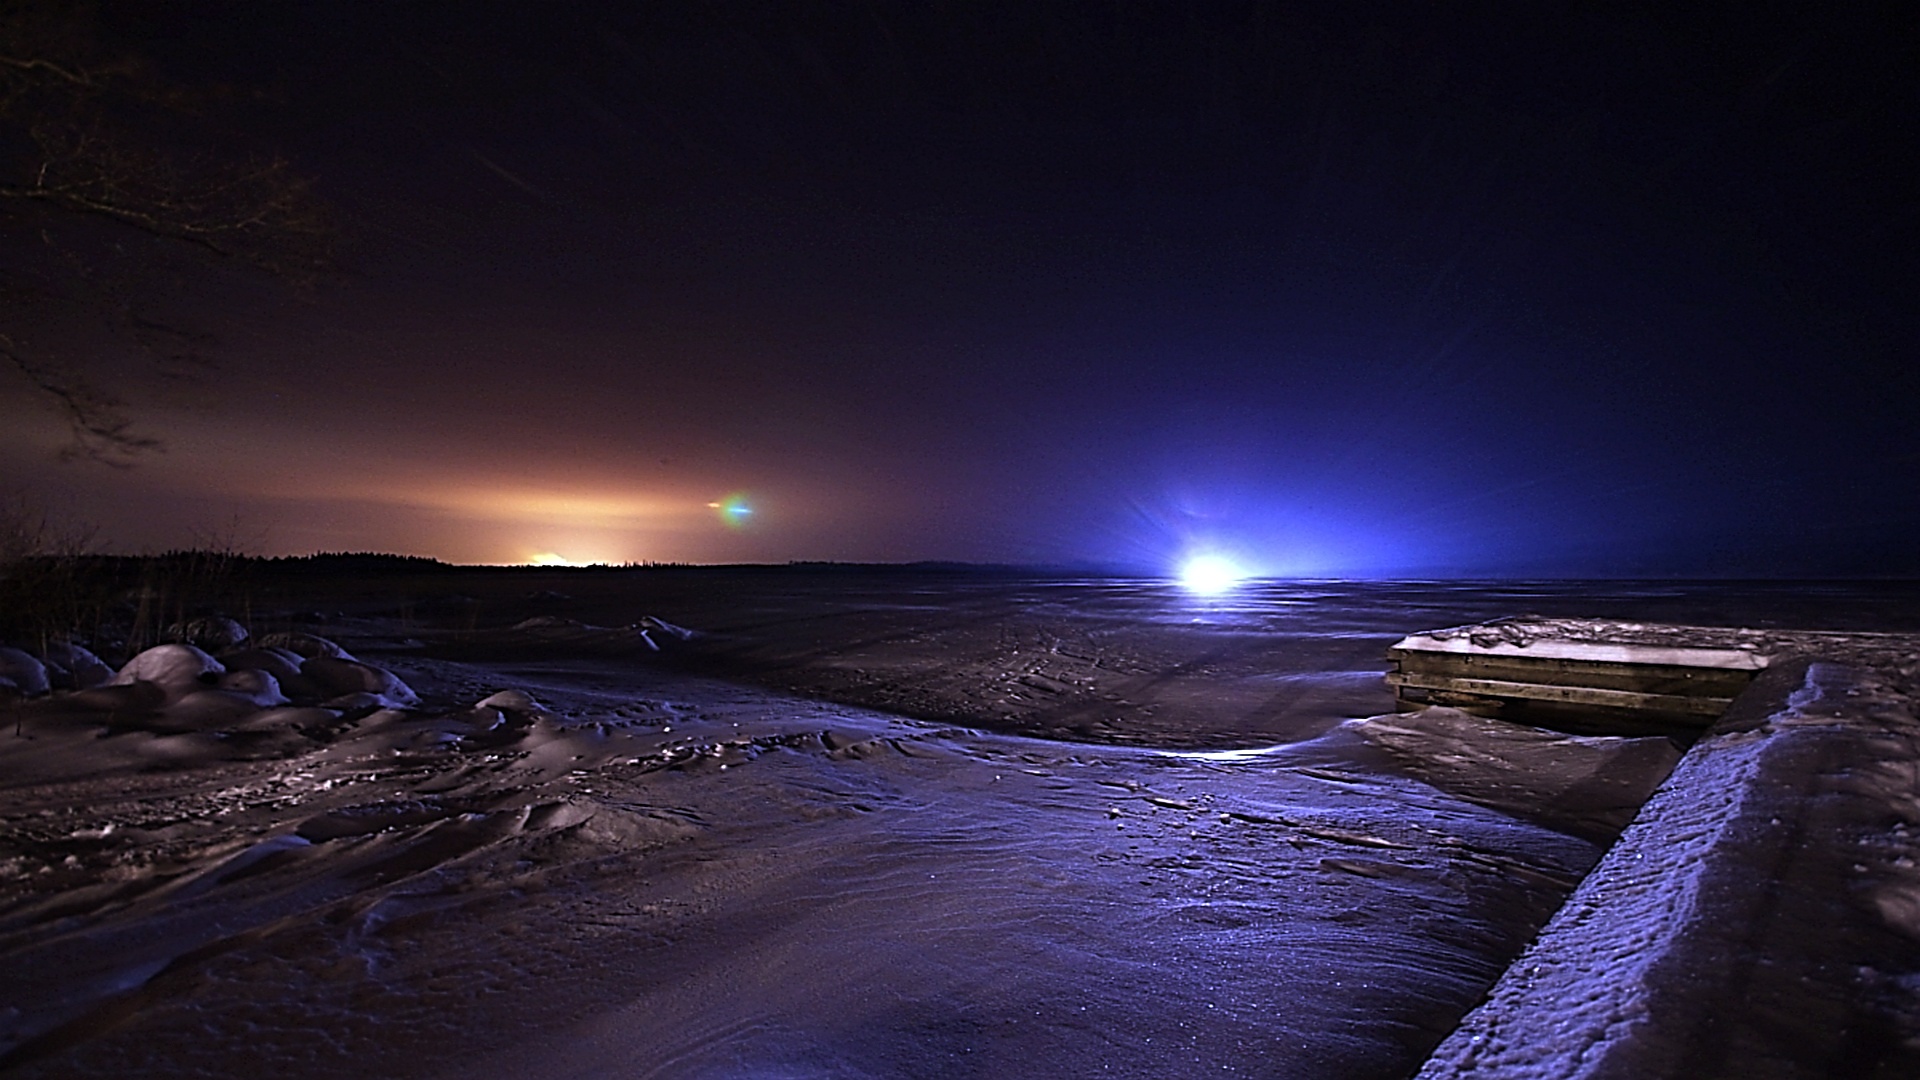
[1178,554,1244,595]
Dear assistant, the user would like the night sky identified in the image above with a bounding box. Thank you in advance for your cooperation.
[3,2,1914,575]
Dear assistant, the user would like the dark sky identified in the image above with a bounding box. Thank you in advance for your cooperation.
[5,2,1915,575]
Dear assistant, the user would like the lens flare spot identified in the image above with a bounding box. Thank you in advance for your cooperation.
[708,494,755,529]
[1179,554,1244,595]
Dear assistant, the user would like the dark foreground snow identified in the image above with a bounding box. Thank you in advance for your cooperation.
[0,648,1631,1078]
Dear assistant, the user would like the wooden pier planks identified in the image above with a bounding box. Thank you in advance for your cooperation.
[1386,618,1772,735]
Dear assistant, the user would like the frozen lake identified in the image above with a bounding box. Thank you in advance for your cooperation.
[3,572,1913,1077]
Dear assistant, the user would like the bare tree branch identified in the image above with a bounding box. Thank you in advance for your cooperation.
[2,332,162,465]
[0,0,334,463]
[0,53,92,86]
[0,125,333,280]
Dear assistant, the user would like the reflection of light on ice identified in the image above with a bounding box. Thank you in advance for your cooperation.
[1159,744,1298,762]
[1179,554,1244,595]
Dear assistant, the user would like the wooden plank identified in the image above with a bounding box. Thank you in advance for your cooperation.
[1386,652,1755,697]
[1385,671,1734,717]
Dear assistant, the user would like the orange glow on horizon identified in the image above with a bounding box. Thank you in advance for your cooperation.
[527,551,591,566]
[403,487,699,526]
[160,462,810,565]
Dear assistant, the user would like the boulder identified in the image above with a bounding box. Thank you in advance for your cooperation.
[63,681,168,716]
[217,669,291,708]
[301,657,418,708]
[255,632,354,661]
[0,647,50,697]
[40,641,114,690]
[166,616,250,652]
[217,648,317,700]
[165,689,268,728]
[110,644,225,701]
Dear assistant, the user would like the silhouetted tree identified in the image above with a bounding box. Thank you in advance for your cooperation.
[0,0,331,464]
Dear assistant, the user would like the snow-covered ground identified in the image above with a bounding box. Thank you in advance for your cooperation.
[5,574,1910,1077]
[0,642,1642,1077]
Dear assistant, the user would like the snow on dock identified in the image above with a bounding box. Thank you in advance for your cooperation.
[1383,616,1915,736]
[1415,657,1920,1078]
[1397,619,1920,1076]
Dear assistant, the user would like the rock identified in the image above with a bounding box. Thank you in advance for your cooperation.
[255,632,354,661]
[165,689,268,728]
[63,681,168,716]
[475,689,544,714]
[301,657,418,708]
[166,616,250,652]
[217,647,306,685]
[217,669,290,708]
[218,647,320,700]
[316,691,394,720]
[110,644,225,701]
[0,647,51,697]
[462,688,547,731]
[40,641,114,690]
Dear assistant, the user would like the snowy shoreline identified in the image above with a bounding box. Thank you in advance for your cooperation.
[2,576,1915,1077]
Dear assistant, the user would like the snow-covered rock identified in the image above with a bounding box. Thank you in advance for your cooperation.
[110,644,225,700]
[219,647,304,679]
[63,681,168,715]
[475,689,544,714]
[0,647,51,697]
[165,689,268,728]
[462,688,549,731]
[255,632,353,661]
[40,642,114,690]
[217,648,317,700]
[301,657,418,708]
[167,616,249,652]
[216,669,290,708]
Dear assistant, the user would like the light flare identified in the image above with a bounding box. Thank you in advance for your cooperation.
[1178,554,1245,595]
[708,493,755,529]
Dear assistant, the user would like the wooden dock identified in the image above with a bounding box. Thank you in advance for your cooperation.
[1386,618,1773,736]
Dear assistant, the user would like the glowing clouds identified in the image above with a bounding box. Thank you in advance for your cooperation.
[202,462,797,564]
[1178,554,1245,595]
[287,481,734,564]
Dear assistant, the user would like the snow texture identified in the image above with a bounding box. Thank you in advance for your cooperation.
[1415,659,1920,1078]
[0,630,1608,1079]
